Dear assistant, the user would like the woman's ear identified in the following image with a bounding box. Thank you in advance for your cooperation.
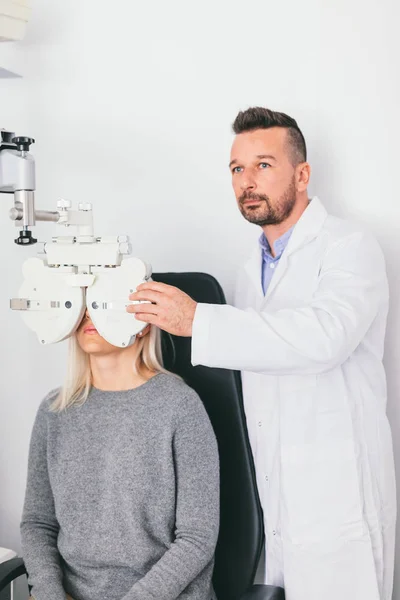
[137,325,151,338]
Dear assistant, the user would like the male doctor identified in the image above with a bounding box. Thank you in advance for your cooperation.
[127,107,396,600]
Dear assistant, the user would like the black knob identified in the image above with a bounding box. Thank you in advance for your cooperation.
[14,230,37,246]
[12,136,35,152]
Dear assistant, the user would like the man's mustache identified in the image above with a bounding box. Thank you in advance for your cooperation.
[239,192,269,205]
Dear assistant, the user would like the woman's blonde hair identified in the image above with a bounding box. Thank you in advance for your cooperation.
[51,326,173,412]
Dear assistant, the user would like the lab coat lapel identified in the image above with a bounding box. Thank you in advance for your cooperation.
[244,246,264,302]
[262,197,328,304]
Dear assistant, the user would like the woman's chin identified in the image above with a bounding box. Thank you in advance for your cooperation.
[79,339,117,355]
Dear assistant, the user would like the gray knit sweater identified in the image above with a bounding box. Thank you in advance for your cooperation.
[20,374,220,600]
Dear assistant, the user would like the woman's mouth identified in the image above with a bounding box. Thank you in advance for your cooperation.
[83,326,98,335]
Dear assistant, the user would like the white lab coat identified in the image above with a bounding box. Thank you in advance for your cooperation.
[191,197,396,600]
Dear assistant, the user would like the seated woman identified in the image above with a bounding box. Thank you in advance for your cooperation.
[21,309,220,600]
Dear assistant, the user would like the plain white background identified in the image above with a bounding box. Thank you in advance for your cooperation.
[0,0,399,598]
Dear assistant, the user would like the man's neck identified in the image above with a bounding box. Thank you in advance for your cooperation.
[262,195,309,257]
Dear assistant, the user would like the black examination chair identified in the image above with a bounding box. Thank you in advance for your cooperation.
[0,272,285,600]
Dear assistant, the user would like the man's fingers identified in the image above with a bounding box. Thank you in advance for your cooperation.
[135,281,177,295]
[134,313,160,326]
[129,290,163,304]
[127,302,159,315]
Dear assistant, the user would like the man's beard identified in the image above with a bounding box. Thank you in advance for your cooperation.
[238,177,296,226]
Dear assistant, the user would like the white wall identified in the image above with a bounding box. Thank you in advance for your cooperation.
[0,0,399,597]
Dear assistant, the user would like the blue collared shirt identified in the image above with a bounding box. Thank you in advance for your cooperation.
[259,227,294,295]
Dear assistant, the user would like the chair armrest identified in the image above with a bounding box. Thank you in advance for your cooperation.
[241,584,285,600]
[0,557,27,592]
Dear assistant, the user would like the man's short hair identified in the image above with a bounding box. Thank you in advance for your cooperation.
[232,106,307,166]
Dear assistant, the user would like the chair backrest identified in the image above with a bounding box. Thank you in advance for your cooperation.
[153,272,264,600]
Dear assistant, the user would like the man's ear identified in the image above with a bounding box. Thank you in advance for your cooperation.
[296,162,311,192]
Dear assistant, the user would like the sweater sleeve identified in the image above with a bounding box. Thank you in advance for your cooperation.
[20,394,66,600]
[122,389,220,600]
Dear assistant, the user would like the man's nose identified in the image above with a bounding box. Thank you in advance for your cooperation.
[240,173,257,192]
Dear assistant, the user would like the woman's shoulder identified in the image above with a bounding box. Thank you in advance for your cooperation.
[150,373,204,410]
[39,387,61,412]
[152,374,216,441]
[150,372,196,397]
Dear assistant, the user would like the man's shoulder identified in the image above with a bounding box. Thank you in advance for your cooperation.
[320,212,386,271]
[320,214,383,255]
[322,211,372,242]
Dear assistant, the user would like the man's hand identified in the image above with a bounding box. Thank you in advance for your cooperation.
[127,281,197,337]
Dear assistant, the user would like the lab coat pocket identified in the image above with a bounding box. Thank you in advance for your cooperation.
[281,440,364,544]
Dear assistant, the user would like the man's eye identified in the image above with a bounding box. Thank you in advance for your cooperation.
[259,162,270,169]
[232,166,243,173]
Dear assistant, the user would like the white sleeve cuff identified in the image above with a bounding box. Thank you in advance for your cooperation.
[191,303,212,367]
